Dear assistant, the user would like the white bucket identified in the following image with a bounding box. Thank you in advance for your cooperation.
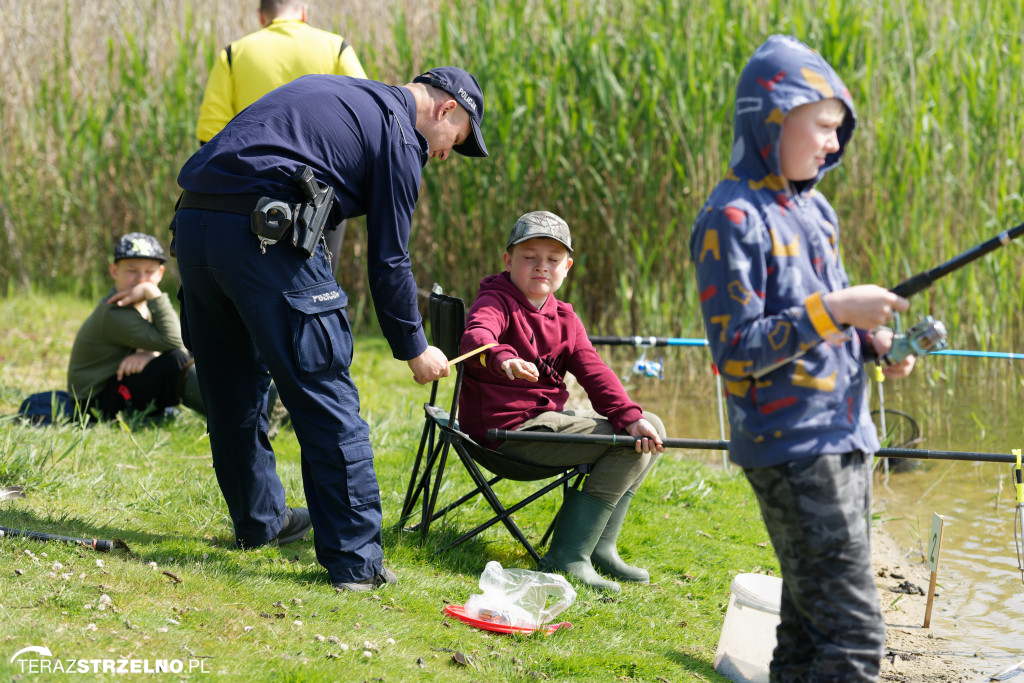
[713,573,783,683]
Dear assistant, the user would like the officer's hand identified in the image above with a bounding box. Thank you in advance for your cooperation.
[408,346,450,384]
[116,351,158,380]
[626,418,665,454]
[500,358,539,382]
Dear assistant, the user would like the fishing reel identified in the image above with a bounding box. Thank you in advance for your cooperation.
[879,314,948,366]
[624,350,664,380]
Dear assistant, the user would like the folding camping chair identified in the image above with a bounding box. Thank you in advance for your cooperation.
[398,284,592,563]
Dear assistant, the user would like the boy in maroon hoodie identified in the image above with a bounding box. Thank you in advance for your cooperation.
[458,211,666,593]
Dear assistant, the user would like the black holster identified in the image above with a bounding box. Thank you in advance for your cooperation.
[289,166,335,258]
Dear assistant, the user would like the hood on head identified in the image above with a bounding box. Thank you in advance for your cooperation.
[729,34,856,190]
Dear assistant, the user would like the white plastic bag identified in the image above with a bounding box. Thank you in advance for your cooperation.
[463,560,576,629]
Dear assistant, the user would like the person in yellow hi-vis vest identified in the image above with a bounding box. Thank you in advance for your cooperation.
[196,0,367,145]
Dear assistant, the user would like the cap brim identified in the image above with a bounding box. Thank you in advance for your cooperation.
[115,255,167,263]
[508,234,573,252]
[454,118,488,158]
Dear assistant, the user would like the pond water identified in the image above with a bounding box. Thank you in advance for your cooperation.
[606,346,1024,660]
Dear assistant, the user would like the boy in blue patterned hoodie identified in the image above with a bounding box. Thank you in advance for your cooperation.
[689,36,916,680]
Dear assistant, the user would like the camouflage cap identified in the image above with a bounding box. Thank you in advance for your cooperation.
[114,232,167,263]
[506,211,573,252]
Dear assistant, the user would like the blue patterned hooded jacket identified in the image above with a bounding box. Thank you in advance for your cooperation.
[688,35,880,468]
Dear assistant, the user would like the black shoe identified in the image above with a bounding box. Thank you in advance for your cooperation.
[333,567,398,592]
[274,507,312,545]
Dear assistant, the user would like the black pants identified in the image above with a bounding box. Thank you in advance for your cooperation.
[90,349,191,420]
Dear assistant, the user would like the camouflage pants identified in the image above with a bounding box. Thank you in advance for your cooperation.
[744,451,885,682]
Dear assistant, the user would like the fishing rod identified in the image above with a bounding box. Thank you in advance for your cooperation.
[931,349,1024,360]
[588,335,1022,361]
[891,221,1024,298]
[586,333,1020,470]
[587,334,730,467]
[881,221,1024,365]
[486,430,1022,464]
[587,335,705,388]
[0,526,120,552]
[588,336,708,348]
[745,221,1024,375]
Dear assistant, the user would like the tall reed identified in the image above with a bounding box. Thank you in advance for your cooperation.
[1,0,1021,350]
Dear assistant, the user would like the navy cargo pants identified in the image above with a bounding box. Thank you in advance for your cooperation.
[744,451,885,682]
[173,208,383,584]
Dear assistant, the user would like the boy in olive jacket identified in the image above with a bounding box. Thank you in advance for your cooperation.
[68,233,203,419]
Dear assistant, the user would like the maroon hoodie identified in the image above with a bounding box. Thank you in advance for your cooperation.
[458,272,644,447]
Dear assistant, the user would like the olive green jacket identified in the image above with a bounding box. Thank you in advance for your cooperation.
[67,288,186,400]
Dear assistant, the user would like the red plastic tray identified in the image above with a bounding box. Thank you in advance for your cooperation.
[443,605,572,635]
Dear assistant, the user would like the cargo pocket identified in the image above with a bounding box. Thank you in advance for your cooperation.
[282,284,352,376]
[341,442,380,507]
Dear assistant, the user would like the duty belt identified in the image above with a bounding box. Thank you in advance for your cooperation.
[175,167,335,261]
[176,190,264,216]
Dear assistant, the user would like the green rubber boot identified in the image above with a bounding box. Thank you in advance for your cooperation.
[178,362,206,417]
[538,487,621,593]
[591,490,650,583]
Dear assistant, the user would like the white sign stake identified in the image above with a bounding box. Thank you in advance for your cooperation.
[923,512,945,628]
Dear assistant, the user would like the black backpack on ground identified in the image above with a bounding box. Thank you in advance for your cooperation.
[16,390,79,426]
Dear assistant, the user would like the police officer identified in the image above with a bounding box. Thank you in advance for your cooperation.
[172,67,487,591]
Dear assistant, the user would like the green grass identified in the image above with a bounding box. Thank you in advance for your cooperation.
[0,294,773,681]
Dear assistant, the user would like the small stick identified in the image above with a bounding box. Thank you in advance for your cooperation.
[448,343,497,366]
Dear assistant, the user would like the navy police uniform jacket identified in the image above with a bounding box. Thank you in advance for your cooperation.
[178,74,429,361]
[688,35,880,469]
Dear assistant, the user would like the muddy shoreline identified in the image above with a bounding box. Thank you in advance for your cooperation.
[873,524,1009,682]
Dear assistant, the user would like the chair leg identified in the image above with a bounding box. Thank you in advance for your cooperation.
[425,474,501,524]
[540,515,558,548]
[398,419,433,526]
[421,443,451,543]
[400,386,440,525]
[441,444,544,563]
[439,448,590,564]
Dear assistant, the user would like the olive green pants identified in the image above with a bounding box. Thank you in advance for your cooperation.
[497,409,664,504]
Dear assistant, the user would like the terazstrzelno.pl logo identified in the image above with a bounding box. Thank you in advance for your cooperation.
[10,645,210,675]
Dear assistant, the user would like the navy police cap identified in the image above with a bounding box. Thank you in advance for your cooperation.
[413,66,488,158]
